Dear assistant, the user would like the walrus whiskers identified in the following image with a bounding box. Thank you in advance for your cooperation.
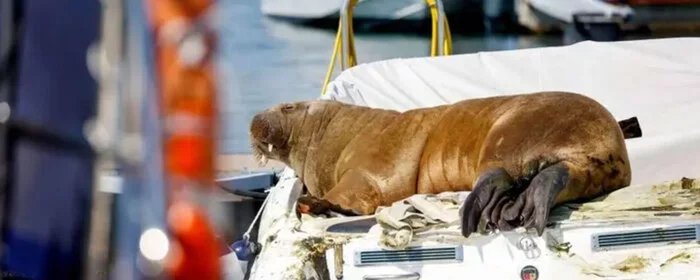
[250,138,268,167]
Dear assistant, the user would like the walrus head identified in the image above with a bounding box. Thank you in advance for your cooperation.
[249,101,310,166]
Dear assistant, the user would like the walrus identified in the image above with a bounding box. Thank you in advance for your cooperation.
[249,91,636,237]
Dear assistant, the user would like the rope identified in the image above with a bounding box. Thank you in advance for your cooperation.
[320,21,343,95]
[321,0,453,95]
[427,0,453,56]
[241,189,271,241]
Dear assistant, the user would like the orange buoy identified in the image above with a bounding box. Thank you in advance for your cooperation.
[165,201,222,280]
[144,0,223,278]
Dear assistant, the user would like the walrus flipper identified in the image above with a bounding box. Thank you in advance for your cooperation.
[618,116,642,139]
[297,195,358,217]
[460,168,516,238]
[461,164,571,238]
[500,163,569,236]
[298,170,382,217]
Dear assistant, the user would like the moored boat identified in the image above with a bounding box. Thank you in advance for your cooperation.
[260,0,483,33]
[513,0,700,43]
[243,8,700,278]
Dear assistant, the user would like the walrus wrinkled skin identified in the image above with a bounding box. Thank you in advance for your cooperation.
[249,91,632,237]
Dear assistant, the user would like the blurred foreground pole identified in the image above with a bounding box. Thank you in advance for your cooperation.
[145,0,228,279]
[0,0,100,279]
[86,0,231,278]
[0,0,20,235]
[107,0,173,278]
[83,0,124,279]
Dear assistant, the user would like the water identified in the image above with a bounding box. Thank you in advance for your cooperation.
[214,0,574,154]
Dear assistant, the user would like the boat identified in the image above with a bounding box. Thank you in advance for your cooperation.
[241,3,700,278]
[260,0,484,33]
[513,0,700,43]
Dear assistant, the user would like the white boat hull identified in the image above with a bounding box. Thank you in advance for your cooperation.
[330,224,700,280]
[248,173,700,280]
[260,0,471,23]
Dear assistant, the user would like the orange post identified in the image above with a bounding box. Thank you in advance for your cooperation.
[145,0,222,279]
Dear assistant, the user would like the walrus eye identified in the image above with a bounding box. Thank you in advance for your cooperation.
[281,104,295,113]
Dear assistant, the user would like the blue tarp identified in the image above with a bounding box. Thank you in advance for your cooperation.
[1,0,100,278]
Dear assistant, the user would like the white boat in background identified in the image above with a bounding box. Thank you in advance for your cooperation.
[262,0,427,22]
[260,0,482,31]
[514,0,700,42]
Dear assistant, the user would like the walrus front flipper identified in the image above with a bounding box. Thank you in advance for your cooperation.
[297,195,359,216]
[618,116,642,139]
[460,168,516,238]
[297,195,333,215]
[500,163,569,236]
[297,170,384,217]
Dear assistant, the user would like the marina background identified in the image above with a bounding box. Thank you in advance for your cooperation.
[215,0,700,172]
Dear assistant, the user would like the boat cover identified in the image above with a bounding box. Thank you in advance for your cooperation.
[321,37,700,187]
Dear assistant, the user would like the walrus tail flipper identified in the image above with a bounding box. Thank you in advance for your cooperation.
[460,168,516,238]
[501,163,569,236]
[618,116,642,139]
[461,163,571,238]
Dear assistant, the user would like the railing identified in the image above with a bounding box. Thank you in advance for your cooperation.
[321,0,453,95]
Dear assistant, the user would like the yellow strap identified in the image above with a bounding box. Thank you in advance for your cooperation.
[321,21,343,95]
[443,16,453,55]
[321,0,452,95]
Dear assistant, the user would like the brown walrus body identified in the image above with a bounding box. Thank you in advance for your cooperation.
[249,91,632,237]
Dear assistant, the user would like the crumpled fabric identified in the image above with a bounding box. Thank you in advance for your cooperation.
[375,191,470,249]
[373,177,700,250]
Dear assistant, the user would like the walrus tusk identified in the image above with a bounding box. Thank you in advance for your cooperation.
[268,143,274,153]
[260,154,268,166]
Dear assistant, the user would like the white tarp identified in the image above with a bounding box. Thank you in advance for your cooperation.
[322,37,700,187]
